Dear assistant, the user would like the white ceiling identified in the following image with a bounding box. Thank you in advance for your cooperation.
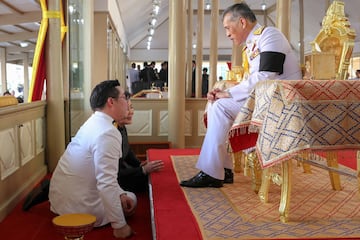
[115,0,360,60]
[0,0,359,63]
[0,0,40,62]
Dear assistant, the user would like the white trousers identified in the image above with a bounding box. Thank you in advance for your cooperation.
[196,97,245,180]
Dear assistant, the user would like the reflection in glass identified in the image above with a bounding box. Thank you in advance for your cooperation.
[69,0,86,137]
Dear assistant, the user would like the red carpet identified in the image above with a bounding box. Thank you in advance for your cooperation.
[0,185,152,239]
[0,149,356,240]
[148,148,202,240]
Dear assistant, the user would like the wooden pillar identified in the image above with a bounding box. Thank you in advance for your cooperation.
[263,8,268,26]
[46,0,65,172]
[209,0,218,89]
[168,0,186,148]
[195,0,204,98]
[276,0,291,39]
[299,0,304,65]
[0,48,6,93]
[23,53,29,103]
[82,0,93,116]
[186,0,193,97]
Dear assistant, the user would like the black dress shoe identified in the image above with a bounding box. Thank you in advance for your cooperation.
[180,171,223,188]
[224,168,234,184]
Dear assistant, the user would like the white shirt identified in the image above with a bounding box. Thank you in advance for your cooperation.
[49,111,127,229]
[228,23,302,102]
[127,68,140,84]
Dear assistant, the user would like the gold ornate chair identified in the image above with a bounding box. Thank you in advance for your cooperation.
[254,0,357,222]
[304,0,356,80]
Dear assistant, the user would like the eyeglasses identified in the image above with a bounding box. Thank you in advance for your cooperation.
[111,91,131,101]
[118,96,129,101]
[117,93,130,101]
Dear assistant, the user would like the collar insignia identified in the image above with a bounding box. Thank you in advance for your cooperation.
[112,120,118,129]
[253,26,265,35]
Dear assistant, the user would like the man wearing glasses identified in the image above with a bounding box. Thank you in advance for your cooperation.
[49,80,136,238]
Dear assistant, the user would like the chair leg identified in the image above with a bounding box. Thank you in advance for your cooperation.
[298,153,311,173]
[247,151,262,193]
[279,160,292,223]
[326,151,342,190]
[302,163,312,173]
[258,168,271,203]
[232,151,243,173]
[357,151,360,195]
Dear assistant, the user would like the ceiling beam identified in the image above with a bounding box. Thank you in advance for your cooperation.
[0,0,24,14]
[7,44,35,54]
[0,31,38,42]
[128,12,168,49]
[0,29,12,34]
[0,11,41,26]
[14,24,32,32]
[6,53,33,62]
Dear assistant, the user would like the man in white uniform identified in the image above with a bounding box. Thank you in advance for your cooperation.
[49,80,136,238]
[127,62,139,94]
[180,3,302,188]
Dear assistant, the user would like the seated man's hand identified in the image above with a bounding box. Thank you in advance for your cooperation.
[207,88,221,102]
[120,194,136,216]
[142,160,164,174]
[215,90,231,99]
[113,224,134,238]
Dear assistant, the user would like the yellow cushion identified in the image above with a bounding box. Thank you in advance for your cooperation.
[0,96,18,107]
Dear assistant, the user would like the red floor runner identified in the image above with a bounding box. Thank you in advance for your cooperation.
[336,150,357,169]
[147,148,202,240]
[0,184,152,240]
[0,149,356,240]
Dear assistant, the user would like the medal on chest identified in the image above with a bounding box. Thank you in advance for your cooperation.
[248,40,260,61]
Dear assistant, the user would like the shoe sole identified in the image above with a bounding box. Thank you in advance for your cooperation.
[180,182,223,188]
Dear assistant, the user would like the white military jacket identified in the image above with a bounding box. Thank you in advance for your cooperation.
[228,23,302,102]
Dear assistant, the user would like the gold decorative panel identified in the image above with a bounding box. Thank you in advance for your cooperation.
[20,121,34,166]
[127,110,152,136]
[159,110,168,136]
[310,0,356,80]
[35,117,45,154]
[158,110,192,136]
[184,110,191,136]
[0,128,18,180]
[304,53,336,80]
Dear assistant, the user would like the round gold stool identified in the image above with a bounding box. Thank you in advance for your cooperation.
[52,213,96,240]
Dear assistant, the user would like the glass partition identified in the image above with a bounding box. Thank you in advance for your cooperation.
[68,0,90,137]
[107,18,127,87]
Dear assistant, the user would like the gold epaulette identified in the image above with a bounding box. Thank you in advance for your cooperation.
[253,26,265,35]
[242,46,247,52]
[113,120,118,129]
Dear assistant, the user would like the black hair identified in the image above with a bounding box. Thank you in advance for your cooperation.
[90,80,120,111]
[222,2,257,23]
[124,90,131,100]
[3,90,11,96]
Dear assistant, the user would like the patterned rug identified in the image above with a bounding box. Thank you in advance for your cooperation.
[173,155,360,239]
[229,80,360,168]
